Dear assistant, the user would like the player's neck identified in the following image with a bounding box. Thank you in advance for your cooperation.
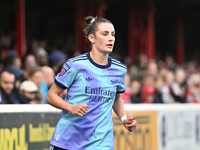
[90,51,109,66]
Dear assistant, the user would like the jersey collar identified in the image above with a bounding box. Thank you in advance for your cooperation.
[87,52,111,69]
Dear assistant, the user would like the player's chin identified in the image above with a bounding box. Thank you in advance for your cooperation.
[105,48,113,53]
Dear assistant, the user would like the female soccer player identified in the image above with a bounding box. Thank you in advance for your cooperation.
[47,16,137,150]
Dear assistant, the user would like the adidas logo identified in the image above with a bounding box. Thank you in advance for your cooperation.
[110,80,118,85]
[86,77,92,82]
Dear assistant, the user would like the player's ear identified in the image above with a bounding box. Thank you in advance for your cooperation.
[88,34,95,44]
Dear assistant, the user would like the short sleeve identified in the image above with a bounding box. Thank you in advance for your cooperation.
[117,71,127,93]
[55,60,77,89]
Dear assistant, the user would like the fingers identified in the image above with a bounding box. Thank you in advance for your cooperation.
[125,123,137,132]
[123,117,136,125]
[124,119,137,132]
[80,104,89,112]
[125,121,137,127]
[127,124,137,132]
[73,104,89,117]
[78,108,88,116]
[127,116,136,121]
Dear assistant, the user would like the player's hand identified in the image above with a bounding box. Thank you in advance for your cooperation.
[123,117,137,132]
[71,104,89,116]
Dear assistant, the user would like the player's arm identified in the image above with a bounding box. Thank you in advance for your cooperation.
[46,82,88,116]
[112,93,137,132]
[112,93,127,120]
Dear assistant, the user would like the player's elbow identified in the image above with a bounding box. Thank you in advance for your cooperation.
[46,92,52,104]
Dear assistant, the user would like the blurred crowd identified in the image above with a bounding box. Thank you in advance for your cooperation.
[121,54,200,104]
[0,31,71,104]
[1,30,200,104]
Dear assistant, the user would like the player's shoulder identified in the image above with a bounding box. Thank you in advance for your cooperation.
[69,53,88,63]
[109,56,127,70]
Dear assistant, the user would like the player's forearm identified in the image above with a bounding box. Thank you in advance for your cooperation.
[112,94,126,119]
[46,93,73,112]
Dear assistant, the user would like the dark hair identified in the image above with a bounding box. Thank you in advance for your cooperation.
[4,54,20,67]
[84,16,112,45]
[0,69,15,79]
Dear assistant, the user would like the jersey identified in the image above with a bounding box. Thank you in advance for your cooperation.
[50,52,127,150]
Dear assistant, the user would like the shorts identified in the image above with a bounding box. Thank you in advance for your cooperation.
[49,145,68,150]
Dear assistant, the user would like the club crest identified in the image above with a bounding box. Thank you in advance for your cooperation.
[59,63,70,76]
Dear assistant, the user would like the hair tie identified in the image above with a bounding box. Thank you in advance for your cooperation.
[90,18,95,24]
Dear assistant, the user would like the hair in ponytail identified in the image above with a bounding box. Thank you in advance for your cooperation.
[83,16,112,45]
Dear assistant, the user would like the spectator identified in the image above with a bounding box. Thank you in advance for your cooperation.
[141,85,156,103]
[22,54,37,77]
[186,61,198,77]
[28,39,40,54]
[145,60,158,78]
[5,65,25,103]
[170,67,187,103]
[140,74,156,103]
[6,65,25,88]
[162,71,175,103]
[121,74,131,103]
[0,69,15,104]
[18,80,39,104]
[175,67,186,85]
[49,50,67,74]
[142,73,155,87]
[34,47,49,66]
[26,66,45,103]
[185,73,200,103]
[128,64,139,80]
[41,66,55,89]
[158,67,168,80]
[137,53,148,75]
[4,54,22,69]
[154,77,164,103]
[164,55,178,71]
[41,66,55,103]
[130,79,142,103]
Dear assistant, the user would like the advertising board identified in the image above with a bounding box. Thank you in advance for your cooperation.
[158,110,200,150]
[113,111,158,150]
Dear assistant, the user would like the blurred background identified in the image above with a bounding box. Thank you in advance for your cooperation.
[1,0,200,63]
[1,0,200,104]
[1,1,200,150]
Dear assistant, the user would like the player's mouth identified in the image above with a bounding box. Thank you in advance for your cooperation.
[106,43,113,48]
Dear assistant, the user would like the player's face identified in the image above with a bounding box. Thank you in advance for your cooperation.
[93,23,115,54]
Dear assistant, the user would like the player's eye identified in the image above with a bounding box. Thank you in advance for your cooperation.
[102,33,108,36]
